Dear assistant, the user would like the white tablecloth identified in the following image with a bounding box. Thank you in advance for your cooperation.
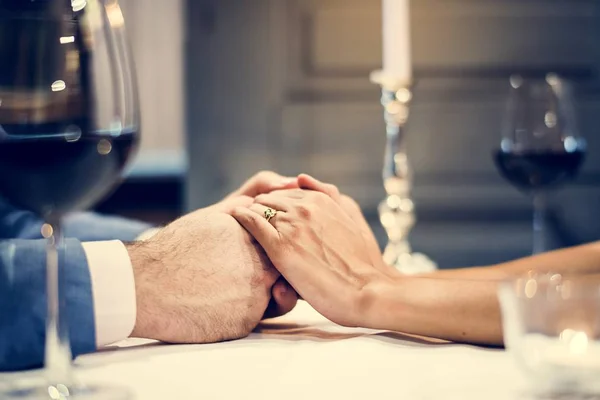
[3,303,528,399]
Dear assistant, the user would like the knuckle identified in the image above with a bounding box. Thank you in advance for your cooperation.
[254,193,269,203]
[248,212,263,226]
[312,191,330,205]
[290,189,305,199]
[285,222,302,241]
[296,203,313,219]
[327,184,340,197]
[245,210,258,222]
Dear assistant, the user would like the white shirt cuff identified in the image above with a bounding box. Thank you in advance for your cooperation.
[83,240,137,348]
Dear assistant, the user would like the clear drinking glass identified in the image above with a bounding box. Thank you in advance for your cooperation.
[493,74,586,254]
[498,273,600,396]
[0,0,139,398]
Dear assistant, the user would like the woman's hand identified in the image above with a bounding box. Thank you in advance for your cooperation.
[230,187,394,328]
[296,174,399,279]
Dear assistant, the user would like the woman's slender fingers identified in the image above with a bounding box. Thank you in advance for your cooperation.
[228,171,297,199]
[254,193,295,213]
[231,207,280,254]
[298,174,341,203]
[247,203,285,227]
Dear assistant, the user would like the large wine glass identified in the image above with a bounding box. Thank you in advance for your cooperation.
[0,0,139,398]
[494,74,586,255]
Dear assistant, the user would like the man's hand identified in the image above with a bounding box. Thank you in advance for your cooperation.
[127,210,286,343]
[134,170,299,331]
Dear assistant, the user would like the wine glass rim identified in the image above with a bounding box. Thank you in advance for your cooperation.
[501,270,600,283]
[499,271,600,298]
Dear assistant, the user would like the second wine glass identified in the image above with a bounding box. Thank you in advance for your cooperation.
[494,74,586,255]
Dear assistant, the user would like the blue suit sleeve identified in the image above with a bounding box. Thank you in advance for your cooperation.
[0,239,96,372]
[63,212,152,242]
[0,197,152,242]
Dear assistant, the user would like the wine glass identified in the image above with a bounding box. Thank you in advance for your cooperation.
[498,272,600,395]
[494,74,586,255]
[0,0,138,398]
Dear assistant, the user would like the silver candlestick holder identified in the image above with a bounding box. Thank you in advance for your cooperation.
[370,70,437,275]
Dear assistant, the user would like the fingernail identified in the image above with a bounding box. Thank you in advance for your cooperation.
[280,177,295,185]
[300,173,317,182]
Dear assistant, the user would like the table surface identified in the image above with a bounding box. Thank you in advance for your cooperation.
[2,303,529,400]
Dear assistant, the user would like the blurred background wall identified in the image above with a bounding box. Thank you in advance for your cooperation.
[96,0,186,224]
[99,0,600,270]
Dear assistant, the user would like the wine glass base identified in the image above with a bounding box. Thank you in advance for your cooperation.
[3,384,131,400]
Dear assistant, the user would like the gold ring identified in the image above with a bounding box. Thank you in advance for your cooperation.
[264,208,277,223]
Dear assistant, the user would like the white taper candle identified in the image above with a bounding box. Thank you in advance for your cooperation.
[382,0,412,83]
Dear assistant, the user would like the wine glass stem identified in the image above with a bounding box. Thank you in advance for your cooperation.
[532,193,546,255]
[44,217,74,387]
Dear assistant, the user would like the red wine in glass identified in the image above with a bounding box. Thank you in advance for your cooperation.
[496,74,585,255]
[0,127,138,216]
[493,149,585,193]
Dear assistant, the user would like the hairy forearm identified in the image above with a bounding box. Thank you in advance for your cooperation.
[370,277,503,345]
[426,241,600,280]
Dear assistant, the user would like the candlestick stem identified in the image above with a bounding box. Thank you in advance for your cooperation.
[371,71,437,275]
